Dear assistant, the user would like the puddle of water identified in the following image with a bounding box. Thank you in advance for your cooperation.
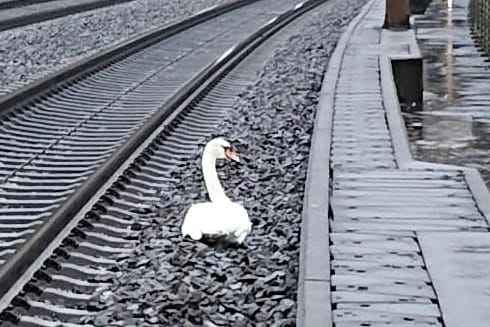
[402,0,490,188]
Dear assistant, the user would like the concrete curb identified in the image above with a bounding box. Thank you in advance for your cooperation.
[380,51,414,168]
[296,1,376,326]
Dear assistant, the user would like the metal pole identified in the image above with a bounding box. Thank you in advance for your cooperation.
[384,0,410,30]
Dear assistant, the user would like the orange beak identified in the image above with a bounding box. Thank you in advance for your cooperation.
[225,148,240,162]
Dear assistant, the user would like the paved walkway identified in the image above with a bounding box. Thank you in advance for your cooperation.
[408,0,490,185]
[298,0,490,326]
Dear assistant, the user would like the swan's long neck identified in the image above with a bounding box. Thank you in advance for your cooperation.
[202,150,229,203]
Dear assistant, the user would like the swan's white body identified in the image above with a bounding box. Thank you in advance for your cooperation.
[181,138,252,244]
[181,200,251,243]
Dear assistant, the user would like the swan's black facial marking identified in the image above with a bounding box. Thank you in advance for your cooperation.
[223,145,239,162]
[220,144,234,153]
[222,145,233,153]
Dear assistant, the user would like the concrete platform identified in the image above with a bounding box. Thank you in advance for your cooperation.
[297,0,490,326]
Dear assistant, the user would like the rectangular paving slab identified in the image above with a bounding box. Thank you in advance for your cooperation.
[331,169,487,232]
[331,232,440,326]
[418,232,490,327]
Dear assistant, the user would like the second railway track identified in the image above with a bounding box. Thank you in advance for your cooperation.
[0,0,136,31]
[0,0,325,325]
[0,0,55,11]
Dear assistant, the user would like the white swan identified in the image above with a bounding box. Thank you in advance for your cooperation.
[181,137,252,244]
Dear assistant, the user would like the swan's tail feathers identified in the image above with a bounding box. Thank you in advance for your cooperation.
[235,223,252,244]
[235,232,247,244]
[235,231,248,244]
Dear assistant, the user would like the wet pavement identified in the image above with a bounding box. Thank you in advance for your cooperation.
[419,232,490,327]
[323,0,488,324]
[403,0,490,188]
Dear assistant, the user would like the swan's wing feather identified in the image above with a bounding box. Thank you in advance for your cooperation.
[222,202,252,243]
[181,202,213,240]
[181,202,252,243]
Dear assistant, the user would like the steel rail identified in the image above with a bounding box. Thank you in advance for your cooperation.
[0,0,323,315]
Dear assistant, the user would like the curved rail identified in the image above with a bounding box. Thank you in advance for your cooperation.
[0,0,322,322]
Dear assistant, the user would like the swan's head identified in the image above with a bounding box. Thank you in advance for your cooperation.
[205,137,239,162]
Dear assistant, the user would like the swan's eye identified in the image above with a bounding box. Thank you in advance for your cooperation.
[222,145,232,151]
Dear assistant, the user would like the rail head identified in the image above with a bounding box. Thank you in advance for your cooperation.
[0,0,324,314]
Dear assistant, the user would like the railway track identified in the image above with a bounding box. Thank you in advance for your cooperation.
[0,0,135,31]
[0,0,286,266]
[0,0,323,324]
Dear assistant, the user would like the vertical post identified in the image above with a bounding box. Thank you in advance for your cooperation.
[383,0,410,30]
[481,0,485,51]
[486,0,490,56]
[480,0,485,53]
[479,0,484,44]
[478,0,482,36]
[471,0,478,36]
[472,0,477,36]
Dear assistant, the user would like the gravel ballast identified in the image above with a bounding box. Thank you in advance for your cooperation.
[83,0,367,325]
[0,0,233,95]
